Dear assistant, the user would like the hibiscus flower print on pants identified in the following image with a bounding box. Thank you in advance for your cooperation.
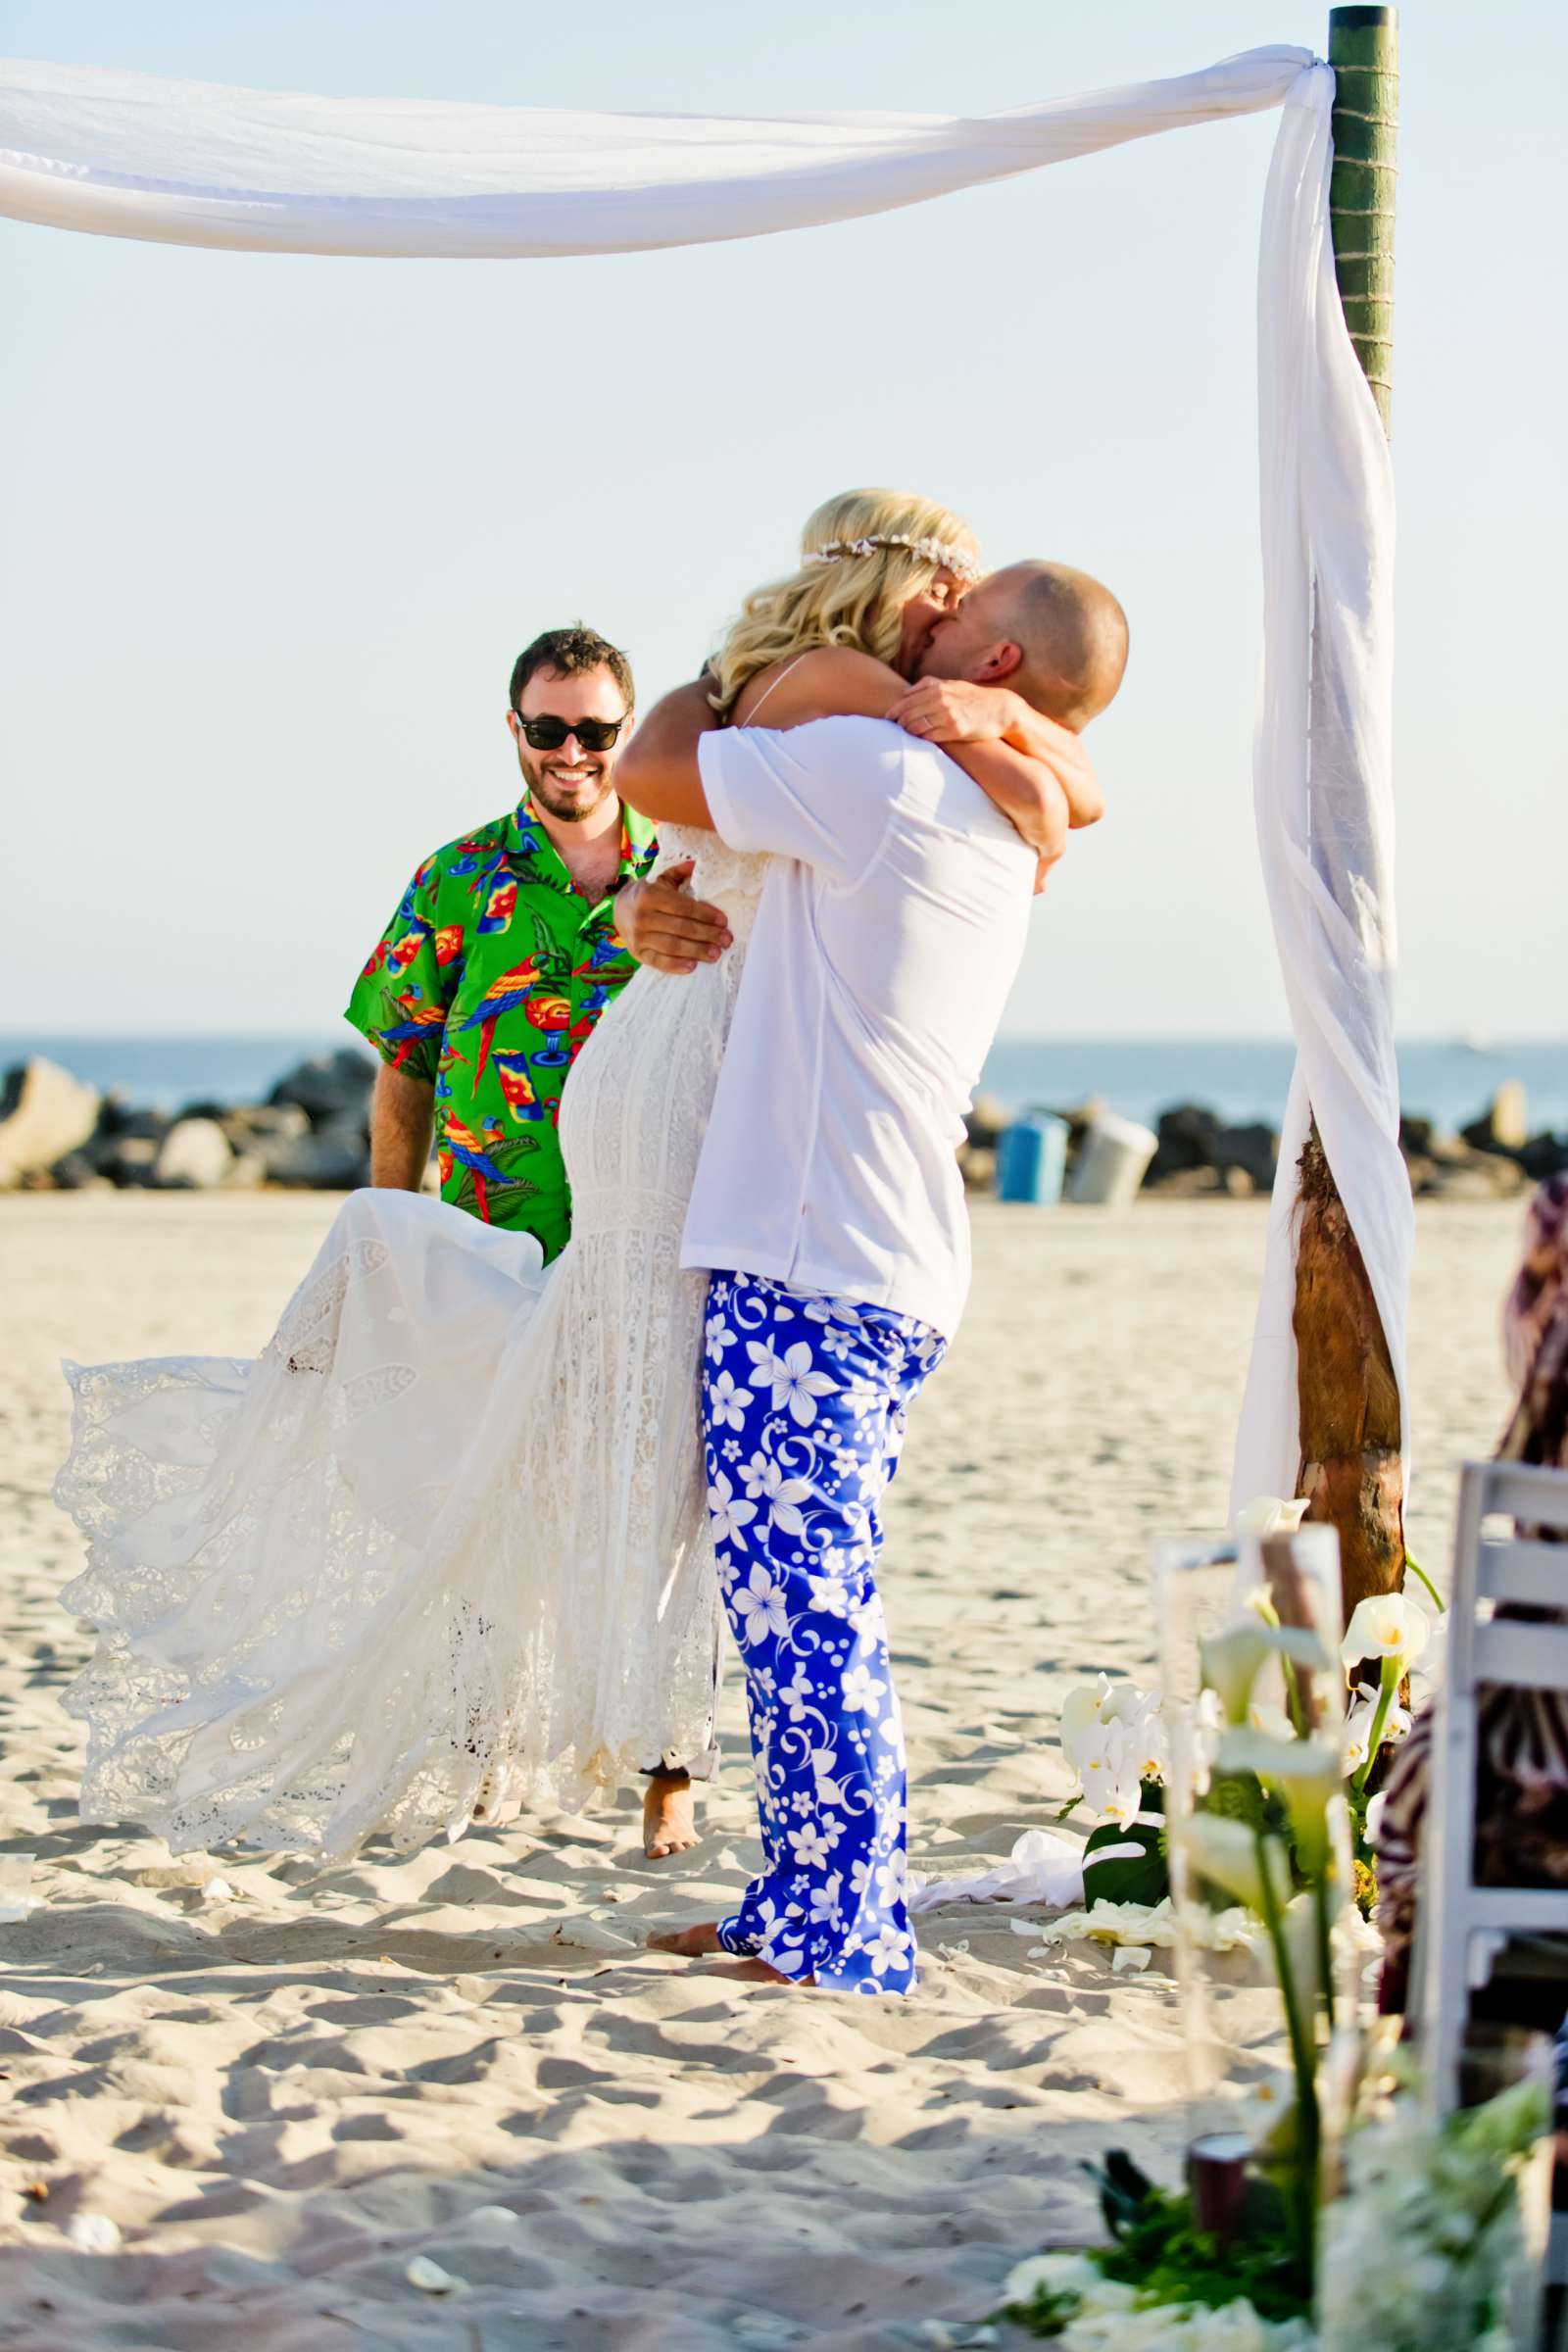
[700,1271,946,1995]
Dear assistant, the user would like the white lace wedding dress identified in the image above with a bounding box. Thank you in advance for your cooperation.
[54,826,769,1859]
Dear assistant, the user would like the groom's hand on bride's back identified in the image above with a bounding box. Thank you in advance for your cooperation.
[614,859,733,977]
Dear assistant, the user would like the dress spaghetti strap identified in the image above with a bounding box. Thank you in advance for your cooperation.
[737,653,809,727]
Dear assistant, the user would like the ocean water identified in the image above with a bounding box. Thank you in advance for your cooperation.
[5,1032,1567,1141]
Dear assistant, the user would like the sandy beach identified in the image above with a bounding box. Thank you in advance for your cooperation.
[0,1193,1521,2349]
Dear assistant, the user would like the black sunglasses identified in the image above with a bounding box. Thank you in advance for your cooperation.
[514,711,627,753]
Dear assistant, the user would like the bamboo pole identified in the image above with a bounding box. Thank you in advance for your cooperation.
[1328,6,1398,431]
[1294,7,1404,1636]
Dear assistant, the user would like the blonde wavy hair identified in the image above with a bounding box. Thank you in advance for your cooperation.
[709,488,981,712]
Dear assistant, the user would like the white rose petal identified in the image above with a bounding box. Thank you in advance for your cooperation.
[67,2214,122,2254]
[406,2255,463,2293]
[463,2205,519,2232]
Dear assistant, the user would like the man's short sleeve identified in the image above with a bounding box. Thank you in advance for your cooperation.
[698,717,903,885]
[344,859,450,1087]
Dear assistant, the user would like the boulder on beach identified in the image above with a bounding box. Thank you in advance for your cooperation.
[95,1100,172,1146]
[47,1152,112,1192]
[268,1049,375,1125]
[1144,1104,1278,1197]
[0,1058,101,1189]
[1462,1080,1530,1155]
[220,1103,311,1148]
[97,1136,162,1187]
[962,1093,1014,1152]
[1519,1131,1568,1181]
[154,1118,235,1190]
[261,1130,371,1189]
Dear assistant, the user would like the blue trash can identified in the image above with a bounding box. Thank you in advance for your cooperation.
[996,1113,1068,1205]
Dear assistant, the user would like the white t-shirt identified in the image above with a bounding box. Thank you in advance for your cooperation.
[680,715,1035,1339]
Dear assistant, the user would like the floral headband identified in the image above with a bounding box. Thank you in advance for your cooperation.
[806,532,984,585]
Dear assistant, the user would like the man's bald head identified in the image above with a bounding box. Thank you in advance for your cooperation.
[919,560,1129,731]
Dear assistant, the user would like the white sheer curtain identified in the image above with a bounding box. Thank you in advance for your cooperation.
[0,44,1403,1502]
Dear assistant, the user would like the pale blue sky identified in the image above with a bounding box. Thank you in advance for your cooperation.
[2,1,1564,1038]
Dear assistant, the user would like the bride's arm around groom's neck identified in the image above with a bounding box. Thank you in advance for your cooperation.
[617,676,722,832]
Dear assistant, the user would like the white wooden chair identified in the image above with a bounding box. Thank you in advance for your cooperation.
[1421,1457,1568,2121]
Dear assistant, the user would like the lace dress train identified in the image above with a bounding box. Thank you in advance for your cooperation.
[54,827,767,1858]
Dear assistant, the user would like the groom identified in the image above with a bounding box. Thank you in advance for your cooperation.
[617,561,1127,1992]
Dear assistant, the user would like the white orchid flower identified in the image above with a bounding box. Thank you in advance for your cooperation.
[1103,1681,1168,1779]
[1059,1678,1165,1819]
[1178,1813,1292,1917]
[1342,1591,1432,1673]
[1059,1677,1114,1755]
[1342,1705,1374,1778]
[1072,1718,1143,1827]
[1344,1685,1413,1775]
[1096,1759,1148,1829]
[1233,1495,1312,1539]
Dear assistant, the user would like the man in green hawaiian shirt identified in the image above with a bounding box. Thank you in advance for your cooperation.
[346,624,659,1261]
[345,621,734,1861]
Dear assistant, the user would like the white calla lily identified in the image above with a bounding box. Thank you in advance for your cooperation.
[1274,1887,1335,2034]
[1248,1698,1296,1743]
[1200,1619,1332,1727]
[1200,1623,1279,1726]
[1342,1591,1432,1673]
[1178,1813,1292,1918]
[1233,1495,1312,1539]
[1239,2068,1298,2155]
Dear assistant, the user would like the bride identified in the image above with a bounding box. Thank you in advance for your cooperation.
[54,487,1092,1866]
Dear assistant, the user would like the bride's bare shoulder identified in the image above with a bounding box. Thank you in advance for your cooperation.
[732,646,903,731]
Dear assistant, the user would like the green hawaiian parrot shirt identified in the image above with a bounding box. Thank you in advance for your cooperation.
[345,795,658,1260]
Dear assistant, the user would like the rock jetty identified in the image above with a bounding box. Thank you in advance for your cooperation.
[960,1084,1568,1202]
[2,1053,1563,1205]
[0,1050,378,1194]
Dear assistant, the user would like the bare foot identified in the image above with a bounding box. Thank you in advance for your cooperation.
[647,1921,807,1985]
[642,1775,699,1861]
[648,1921,725,1957]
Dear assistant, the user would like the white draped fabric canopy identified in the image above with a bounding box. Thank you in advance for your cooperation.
[0,44,1405,1505]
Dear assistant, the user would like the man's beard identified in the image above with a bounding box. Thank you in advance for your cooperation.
[518,752,617,825]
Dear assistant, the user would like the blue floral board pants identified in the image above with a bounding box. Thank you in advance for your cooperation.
[700,1270,947,1996]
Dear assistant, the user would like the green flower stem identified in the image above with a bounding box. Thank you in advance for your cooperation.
[1313,1874,1337,2034]
[1350,1655,1398,1800]
[1251,1820,1319,2287]
[1403,1550,1446,1614]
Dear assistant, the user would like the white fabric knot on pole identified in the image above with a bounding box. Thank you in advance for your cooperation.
[0,43,1404,1504]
